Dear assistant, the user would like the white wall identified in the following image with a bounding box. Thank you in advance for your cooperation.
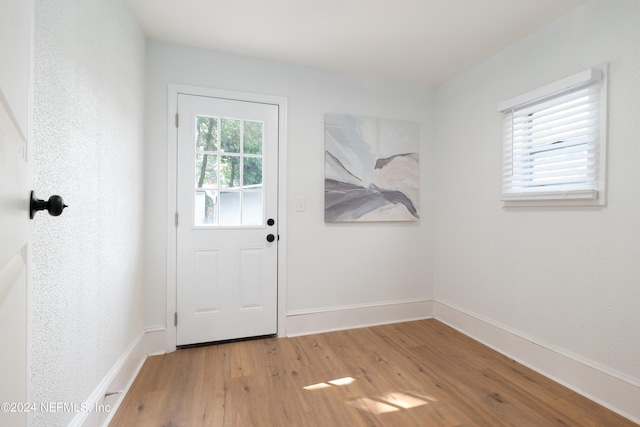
[31,0,146,425]
[144,42,435,334]
[433,0,640,420]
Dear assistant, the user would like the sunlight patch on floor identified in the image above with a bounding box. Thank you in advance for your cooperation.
[303,376,355,390]
[347,397,400,414]
[302,382,332,391]
[328,377,356,386]
[303,376,433,415]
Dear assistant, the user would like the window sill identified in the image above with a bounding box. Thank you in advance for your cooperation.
[501,189,604,207]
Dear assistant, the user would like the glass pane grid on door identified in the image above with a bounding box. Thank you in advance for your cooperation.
[194,115,264,226]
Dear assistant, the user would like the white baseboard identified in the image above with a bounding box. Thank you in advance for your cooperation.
[140,326,169,357]
[285,298,433,337]
[433,300,640,424]
[68,327,167,427]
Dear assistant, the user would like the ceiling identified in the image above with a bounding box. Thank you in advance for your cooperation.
[127,0,585,87]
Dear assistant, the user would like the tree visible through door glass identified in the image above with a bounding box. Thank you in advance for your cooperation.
[193,115,264,226]
[243,121,263,155]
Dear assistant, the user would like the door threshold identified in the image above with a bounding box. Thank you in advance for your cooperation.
[177,333,277,350]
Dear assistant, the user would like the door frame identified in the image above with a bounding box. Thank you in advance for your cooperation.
[166,84,287,351]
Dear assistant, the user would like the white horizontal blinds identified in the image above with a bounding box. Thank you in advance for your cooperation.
[502,79,601,196]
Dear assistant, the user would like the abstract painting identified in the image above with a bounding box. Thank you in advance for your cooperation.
[325,113,420,222]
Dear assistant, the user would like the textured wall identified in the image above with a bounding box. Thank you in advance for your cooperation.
[31,0,146,425]
[143,42,435,329]
[433,0,640,384]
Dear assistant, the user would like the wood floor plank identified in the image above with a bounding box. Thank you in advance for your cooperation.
[109,320,637,427]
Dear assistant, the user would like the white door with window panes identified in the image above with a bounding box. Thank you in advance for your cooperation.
[176,94,279,346]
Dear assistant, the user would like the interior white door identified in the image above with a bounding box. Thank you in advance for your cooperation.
[176,94,279,346]
[0,0,31,425]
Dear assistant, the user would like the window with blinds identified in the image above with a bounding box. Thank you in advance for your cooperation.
[499,67,607,206]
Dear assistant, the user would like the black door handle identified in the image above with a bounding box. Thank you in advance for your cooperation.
[266,234,275,242]
[30,191,68,219]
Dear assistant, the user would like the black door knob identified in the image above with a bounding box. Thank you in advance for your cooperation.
[30,191,68,219]
[267,218,275,226]
[266,234,275,242]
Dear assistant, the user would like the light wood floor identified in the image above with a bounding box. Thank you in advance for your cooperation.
[109,320,636,426]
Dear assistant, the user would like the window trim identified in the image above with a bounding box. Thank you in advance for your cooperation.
[498,65,608,208]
